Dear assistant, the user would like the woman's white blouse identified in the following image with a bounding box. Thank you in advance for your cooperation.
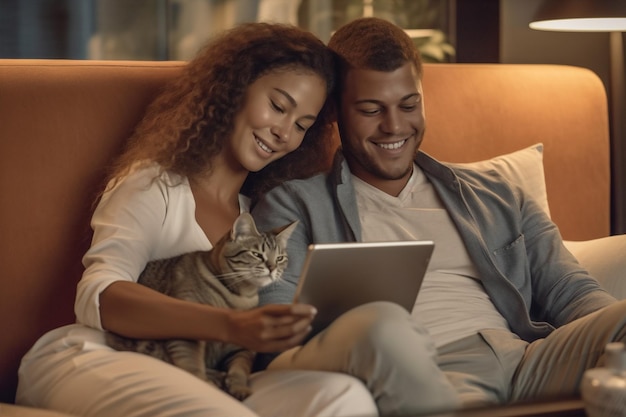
[74,164,250,330]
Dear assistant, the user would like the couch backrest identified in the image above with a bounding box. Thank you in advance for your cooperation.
[0,60,184,402]
[420,63,610,241]
[0,60,610,402]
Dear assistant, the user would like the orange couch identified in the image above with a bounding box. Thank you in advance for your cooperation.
[1,60,625,415]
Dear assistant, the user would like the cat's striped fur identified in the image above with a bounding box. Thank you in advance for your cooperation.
[105,212,297,400]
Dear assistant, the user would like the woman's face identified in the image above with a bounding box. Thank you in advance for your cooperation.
[227,69,327,172]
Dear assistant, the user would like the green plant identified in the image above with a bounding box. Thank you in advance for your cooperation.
[298,0,455,62]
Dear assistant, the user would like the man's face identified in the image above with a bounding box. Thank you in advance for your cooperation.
[338,62,425,196]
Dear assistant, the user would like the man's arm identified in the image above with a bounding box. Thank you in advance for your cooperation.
[253,181,313,306]
[520,188,616,326]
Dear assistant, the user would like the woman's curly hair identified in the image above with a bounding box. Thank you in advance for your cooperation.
[106,22,336,200]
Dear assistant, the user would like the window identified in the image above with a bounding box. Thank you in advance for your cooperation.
[0,0,454,62]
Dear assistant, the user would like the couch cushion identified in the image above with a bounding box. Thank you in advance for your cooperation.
[449,143,549,216]
[564,235,626,300]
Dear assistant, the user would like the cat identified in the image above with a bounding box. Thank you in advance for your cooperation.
[105,212,297,400]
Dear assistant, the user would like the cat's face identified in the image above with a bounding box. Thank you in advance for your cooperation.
[214,213,298,291]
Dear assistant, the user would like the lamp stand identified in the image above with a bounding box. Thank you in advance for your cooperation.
[609,31,625,235]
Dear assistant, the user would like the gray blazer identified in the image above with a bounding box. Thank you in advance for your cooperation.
[252,150,615,342]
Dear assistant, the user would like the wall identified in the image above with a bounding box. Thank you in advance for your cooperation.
[500,0,626,235]
[501,0,610,81]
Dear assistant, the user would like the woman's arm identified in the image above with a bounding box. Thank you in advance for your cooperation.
[77,166,314,351]
[100,280,315,352]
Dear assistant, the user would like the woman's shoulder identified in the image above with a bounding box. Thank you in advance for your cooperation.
[107,162,186,192]
[98,162,190,211]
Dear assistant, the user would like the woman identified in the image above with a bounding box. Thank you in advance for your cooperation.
[16,22,377,417]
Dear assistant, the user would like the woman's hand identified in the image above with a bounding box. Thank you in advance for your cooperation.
[224,304,317,352]
[100,281,316,350]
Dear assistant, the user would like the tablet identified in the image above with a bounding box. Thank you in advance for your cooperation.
[292,240,434,340]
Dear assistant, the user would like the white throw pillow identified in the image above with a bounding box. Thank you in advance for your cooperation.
[449,143,550,217]
[564,235,626,300]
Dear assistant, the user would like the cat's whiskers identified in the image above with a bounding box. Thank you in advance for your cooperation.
[214,269,271,286]
[224,266,281,285]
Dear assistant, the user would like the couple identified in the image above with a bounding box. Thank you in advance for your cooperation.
[17,17,626,417]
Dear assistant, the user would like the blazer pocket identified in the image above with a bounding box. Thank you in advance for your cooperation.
[492,234,531,293]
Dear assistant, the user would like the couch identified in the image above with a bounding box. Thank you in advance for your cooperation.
[1,59,625,416]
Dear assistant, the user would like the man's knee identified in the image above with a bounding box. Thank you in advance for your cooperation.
[330,301,426,348]
[312,301,438,373]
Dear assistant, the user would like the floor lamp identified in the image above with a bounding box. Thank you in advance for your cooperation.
[530,0,626,236]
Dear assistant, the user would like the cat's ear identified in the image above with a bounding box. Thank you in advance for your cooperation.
[231,212,261,240]
[275,220,299,247]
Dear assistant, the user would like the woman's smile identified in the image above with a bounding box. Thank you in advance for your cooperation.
[254,135,274,155]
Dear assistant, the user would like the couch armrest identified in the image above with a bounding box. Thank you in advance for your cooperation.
[564,234,626,300]
[0,403,78,416]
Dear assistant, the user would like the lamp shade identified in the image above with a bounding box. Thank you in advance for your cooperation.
[530,0,626,32]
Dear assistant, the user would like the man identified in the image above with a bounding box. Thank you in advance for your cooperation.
[252,17,626,416]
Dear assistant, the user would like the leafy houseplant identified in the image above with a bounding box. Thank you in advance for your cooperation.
[298,0,455,63]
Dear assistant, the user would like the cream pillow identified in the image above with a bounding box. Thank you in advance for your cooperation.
[450,143,550,217]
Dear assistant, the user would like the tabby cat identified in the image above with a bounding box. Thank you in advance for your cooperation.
[105,212,297,400]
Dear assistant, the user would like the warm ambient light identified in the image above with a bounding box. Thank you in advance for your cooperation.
[530,18,626,32]
[529,0,626,32]
[529,0,626,235]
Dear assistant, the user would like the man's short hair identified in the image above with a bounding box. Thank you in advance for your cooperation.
[328,17,423,78]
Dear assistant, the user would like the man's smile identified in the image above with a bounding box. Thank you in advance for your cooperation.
[375,138,408,150]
